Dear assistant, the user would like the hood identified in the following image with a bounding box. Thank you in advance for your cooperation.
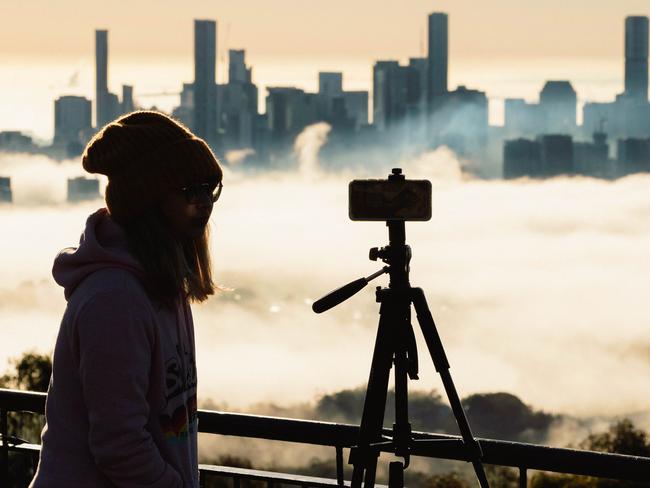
[53,208,144,300]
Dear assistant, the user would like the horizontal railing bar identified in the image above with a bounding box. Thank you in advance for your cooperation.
[198,410,359,447]
[409,437,650,481]
[2,388,650,482]
[0,389,44,413]
[198,464,374,487]
[3,443,41,454]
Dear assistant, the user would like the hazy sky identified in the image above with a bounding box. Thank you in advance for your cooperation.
[1,0,649,62]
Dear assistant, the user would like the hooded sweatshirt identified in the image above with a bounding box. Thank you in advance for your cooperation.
[30,208,199,488]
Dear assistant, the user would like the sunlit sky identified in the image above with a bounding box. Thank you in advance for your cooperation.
[1,0,649,60]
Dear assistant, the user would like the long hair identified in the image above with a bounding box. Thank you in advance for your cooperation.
[122,208,215,308]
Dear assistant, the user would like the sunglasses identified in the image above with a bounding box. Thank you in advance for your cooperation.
[180,180,223,204]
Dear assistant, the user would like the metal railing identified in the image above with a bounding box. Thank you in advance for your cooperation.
[2,388,650,487]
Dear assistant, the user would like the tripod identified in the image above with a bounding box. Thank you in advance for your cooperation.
[313,204,490,488]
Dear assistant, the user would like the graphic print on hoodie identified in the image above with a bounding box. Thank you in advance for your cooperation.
[160,306,198,443]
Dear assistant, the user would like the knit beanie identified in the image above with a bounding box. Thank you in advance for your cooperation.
[82,111,222,225]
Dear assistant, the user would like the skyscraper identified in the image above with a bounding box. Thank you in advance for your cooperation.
[427,13,448,107]
[318,72,343,98]
[95,30,108,127]
[539,80,577,134]
[373,61,408,131]
[194,19,217,145]
[625,16,649,100]
[54,96,92,145]
[229,49,251,83]
[221,50,258,150]
[121,85,134,113]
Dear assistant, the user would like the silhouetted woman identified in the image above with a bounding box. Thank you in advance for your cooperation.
[30,111,223,487]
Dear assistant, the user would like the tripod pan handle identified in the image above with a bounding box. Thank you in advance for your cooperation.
[312,278,368,313]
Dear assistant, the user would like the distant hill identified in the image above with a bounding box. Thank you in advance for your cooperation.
[242,386,558,444]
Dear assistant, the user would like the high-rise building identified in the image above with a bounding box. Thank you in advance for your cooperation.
[373,61,408,131]
[221,50,258,150]
[54,96,92,146]
[194,19,218,145]
[406,58,427,107]
[581,16,650,140]
[318,72,343,98]
[504,139,542,179]
[67,177,101,202]
[504,135,575,178]
[538,134,574,176]
[625,16,649,100]
[0,131,34,152]
[266,87,319,143]
[172,83,195,129]
[229,49,251,83]
[95,30,121,127]
[574,132,611,177]
[95,30,109,127]
[427,13,448,107]
[342,91,369,129]
[317,72,344,123]
[539,81,577,134]
[617,137,650,174]
[436,86,489,154]
[0,177,12,203]
[505,98,543,136]
[122,85,134,113]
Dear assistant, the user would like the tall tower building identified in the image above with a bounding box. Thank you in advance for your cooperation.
[95,30,109,127]
[427,12,448,108]
[229,49,251,83]
[194,19,217,144]
[539,80,577,134]
[54,96,92,145]
[373,61,408,131]
[318,72,343,97]
[625,16,649,100]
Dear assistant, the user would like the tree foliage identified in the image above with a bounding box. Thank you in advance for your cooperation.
[0,351,52,487]
[0,351,52,392]
[580,418,650,457]
[531,419,650,488]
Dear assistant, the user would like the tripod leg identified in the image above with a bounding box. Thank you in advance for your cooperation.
[388,462,404,488]
[350,301,397,488]
[411,288,490,488]
[392,314,413,466]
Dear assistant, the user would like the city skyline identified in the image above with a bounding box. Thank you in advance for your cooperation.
[3,4,649,141]
[3,8,650,182]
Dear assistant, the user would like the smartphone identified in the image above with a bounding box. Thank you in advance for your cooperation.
[349,178,432,221]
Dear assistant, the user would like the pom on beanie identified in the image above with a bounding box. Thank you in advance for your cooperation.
[82,111,222,225]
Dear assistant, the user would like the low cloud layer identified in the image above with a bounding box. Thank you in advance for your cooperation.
[1,149,650,422]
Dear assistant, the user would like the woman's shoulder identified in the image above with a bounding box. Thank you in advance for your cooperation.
[68,268,153,316]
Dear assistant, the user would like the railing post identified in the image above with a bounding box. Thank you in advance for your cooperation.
[519,467,527,488]
[336,446,344,487]
[1,407,8,486]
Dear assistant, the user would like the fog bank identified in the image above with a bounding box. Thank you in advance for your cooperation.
[1,150,650,419]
